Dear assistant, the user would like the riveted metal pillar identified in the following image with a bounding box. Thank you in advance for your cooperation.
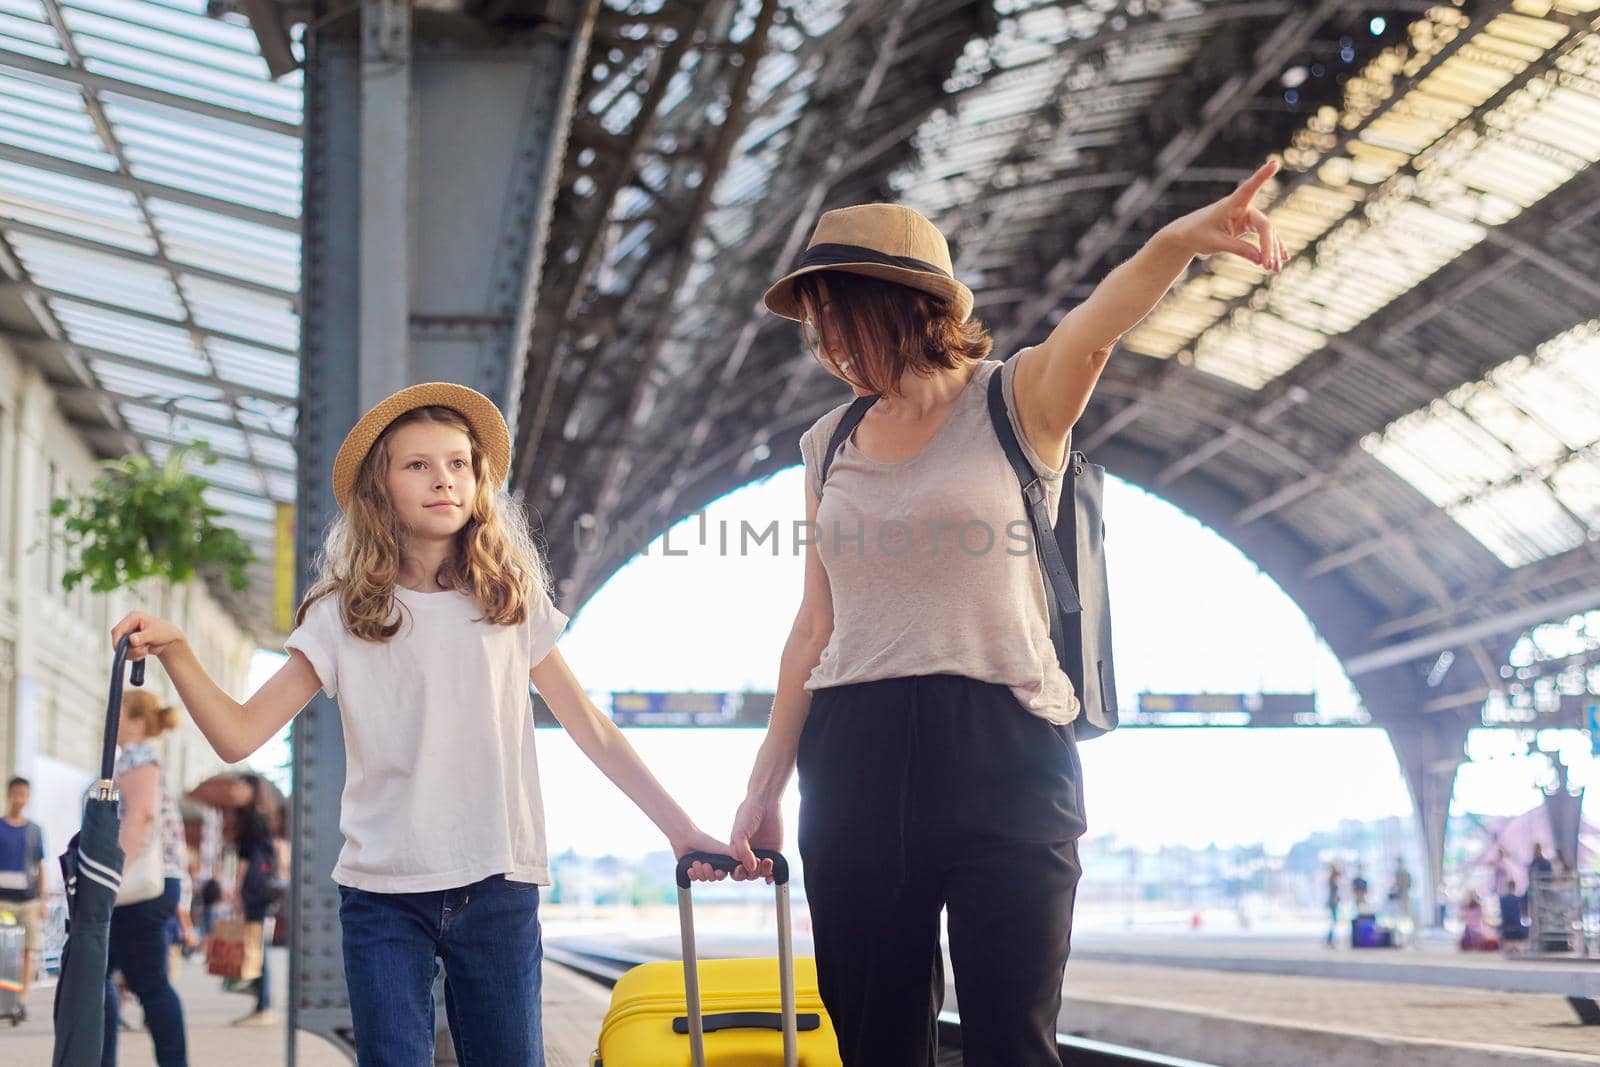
[291,0,596,1058]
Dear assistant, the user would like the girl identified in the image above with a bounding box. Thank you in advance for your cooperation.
[103,690,189,1067]
[714,162,1285,1064]
[112,382,728,1066]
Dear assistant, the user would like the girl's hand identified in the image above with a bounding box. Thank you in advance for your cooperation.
[1162,159,1286,271]
[111,611,187,661]
[729,794,782,884]
[673,828,735,883]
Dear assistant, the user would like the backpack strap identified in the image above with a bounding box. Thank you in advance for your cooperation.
[985,368,1083,617]
[818,394,879,493]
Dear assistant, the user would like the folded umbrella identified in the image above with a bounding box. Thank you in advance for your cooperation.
[52,636,143,1067]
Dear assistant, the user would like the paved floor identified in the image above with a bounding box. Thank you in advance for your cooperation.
[1071,928,1600,995]
[2,948,348,1065]
[1060,959,1600,1063]
[2,950,612,1066]
[603,926,1600,1065]
[11,929,1595,1065]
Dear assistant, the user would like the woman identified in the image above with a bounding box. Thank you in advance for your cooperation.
[717,162,1285,1064]
[103,690,188,1067]
[229,775,287,1027]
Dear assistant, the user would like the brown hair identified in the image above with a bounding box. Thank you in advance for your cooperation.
[794,271,992,397]
[123,690,180,739]
[297,405,550,642]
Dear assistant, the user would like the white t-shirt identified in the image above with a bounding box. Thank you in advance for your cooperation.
[285,583,568,893]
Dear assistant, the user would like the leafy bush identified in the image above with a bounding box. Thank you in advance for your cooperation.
[49,444,256,593]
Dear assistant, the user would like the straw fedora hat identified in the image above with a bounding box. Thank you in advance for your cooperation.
[331,382,511,511]
[762,203,974,323]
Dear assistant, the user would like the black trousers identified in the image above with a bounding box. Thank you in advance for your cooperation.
[797,674,1086,1067]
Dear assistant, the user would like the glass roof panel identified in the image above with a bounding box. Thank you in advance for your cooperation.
[1550,457,1600,527]
[1127,9,1600,389]
[1365,320,1600,568]
[0,0,301,630]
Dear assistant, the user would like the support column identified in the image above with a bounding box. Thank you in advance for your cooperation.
[289,0,597,1059]
[3,369,51,782]
[289,14,362,1060]
[1543,756,1584,873]
[1387,715,1471,928]
[358,0,413,408]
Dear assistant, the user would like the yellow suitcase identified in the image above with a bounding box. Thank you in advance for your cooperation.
[591,851,842,1067]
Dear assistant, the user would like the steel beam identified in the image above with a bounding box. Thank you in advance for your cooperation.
[512,1,712,480]
[988,0,1347,357]
[0,233,138,455]
[648,0,919,522]
[25,340,297,402]
[288,16,360,1061]
[288,0,600,1054]
[74,387,296,443]
[36,0,290,499]
[1370,546,1600,642]
[1228,165,1600,529]
[1387,717,1470,930]
[562,0,781,603]
[357,0,411,408]
[1144,0,1520,378]
[0,143,300,234]
[0,217,299,298]
[0,281,297,357]
[1344,586,1600,677]
[0,45,302,137]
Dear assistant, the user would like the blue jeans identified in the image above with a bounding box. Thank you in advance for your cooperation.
[103,880,187,1066]
[339,874,543,1067]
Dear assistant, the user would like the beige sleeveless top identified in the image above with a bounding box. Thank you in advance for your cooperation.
[797,356,1081,725]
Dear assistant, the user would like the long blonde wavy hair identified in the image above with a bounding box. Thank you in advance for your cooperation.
[296,406,551,642]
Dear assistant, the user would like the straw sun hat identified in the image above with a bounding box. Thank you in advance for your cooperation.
[331,382,511,511]
[762,203,975,324]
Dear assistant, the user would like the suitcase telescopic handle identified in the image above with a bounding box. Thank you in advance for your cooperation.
[99,636,147,786]
[674,850,798,1067]
[675,849,789,887]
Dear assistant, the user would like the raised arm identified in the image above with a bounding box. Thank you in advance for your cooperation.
[1014,159,1287,456]
[112,611,324,764]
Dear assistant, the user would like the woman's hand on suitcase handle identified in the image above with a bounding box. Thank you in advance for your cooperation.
[729,793,782,883]
[112,611,187,662]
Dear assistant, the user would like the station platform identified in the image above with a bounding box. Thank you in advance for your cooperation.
[7,930,1595,1064]
[3,948,346,1066]
[564,922,1600,1067]
[1,947,613,1066]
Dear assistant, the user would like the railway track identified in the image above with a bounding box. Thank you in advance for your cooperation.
[546,940,1216,1067]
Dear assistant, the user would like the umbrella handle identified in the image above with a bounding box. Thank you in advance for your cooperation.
[100,636,146,784]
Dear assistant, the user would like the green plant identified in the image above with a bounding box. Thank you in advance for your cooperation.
[48,443,256,593]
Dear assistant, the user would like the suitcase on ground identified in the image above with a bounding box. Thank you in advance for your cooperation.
[592,850,841,1066]
[0,914,26,1024]
[1351,913,1393,948]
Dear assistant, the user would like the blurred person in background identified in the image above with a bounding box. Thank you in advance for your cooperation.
[103,690,189,1067]
[1324,862,1341,947]
[0,776,46,1018]
[1498,878,1528,955]
[1459,890,1498,952]
[229,775,287,1027]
